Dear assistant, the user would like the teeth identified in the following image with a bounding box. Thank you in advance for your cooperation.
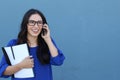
[32,29,38,32]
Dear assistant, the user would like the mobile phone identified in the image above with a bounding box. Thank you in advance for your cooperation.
[41,28,47,36]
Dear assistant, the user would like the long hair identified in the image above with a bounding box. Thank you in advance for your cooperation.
[17,9,50,64]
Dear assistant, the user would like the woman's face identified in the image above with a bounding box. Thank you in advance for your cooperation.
[27,13,43,38]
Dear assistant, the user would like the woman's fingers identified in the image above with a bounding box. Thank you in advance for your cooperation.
[20,56,34,68]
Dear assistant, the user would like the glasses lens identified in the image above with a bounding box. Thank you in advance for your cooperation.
[28,20,43,26]
[28,20,35,26]
[37,21,43,26]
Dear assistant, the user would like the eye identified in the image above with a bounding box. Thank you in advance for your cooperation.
[28,20,36,26]
[38,21,43,24]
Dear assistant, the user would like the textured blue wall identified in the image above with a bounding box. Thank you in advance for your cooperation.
[0,0,120,80]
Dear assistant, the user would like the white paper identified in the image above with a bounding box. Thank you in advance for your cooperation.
[3,43,34,78]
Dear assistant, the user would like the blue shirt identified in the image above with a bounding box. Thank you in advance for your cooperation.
[0,39,65,80]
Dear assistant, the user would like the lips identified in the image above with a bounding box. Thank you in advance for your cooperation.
[32,29,39,34]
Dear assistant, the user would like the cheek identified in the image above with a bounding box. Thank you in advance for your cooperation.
[27,26,31,32]
[39,26,43,31]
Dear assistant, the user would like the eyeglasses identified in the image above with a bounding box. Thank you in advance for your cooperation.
[28,20,43,26]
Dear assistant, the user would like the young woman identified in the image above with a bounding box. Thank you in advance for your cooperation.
[0,9,65,80]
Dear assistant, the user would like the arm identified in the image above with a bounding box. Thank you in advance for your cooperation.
[3,56,34,76]
[3,63,22,75]
[41,24,58,57]
[49,39,65,66]
[41,24,65,66]
[44,37,58,57]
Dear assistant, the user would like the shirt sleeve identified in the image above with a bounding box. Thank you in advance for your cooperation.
[50,39,65,66]
[0,39,17,78]
[0,56,10,78]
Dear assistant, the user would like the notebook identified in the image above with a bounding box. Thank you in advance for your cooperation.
[2,43,34,78]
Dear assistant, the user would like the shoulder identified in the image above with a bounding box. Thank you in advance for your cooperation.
[7,39,18,46]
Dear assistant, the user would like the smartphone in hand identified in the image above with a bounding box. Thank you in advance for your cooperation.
[41,25,47,36]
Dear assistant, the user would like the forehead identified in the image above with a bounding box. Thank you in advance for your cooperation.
[29,14,42,21]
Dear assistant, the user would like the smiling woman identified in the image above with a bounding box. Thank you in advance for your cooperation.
[27,14,43,45]
[0,9,65,80]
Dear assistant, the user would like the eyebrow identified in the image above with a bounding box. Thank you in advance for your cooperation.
[29,20,42,21]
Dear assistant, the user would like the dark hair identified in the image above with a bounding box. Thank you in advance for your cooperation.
[17,9,50,64]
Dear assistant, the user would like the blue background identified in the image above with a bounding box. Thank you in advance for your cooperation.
[0,0,120,80]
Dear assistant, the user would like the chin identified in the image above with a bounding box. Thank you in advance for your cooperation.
[30,33,39,37]
[33,34,39,37]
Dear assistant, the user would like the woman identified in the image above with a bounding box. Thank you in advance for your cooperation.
[0,9,65,80]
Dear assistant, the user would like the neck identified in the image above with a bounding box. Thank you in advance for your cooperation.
[27,36,38,47]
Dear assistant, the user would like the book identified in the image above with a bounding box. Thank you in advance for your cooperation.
[2,43,34,78]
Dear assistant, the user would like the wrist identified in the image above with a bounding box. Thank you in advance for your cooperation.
[44,37,52,43]
[16,63,23,70]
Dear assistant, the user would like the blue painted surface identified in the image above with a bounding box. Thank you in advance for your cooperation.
[0,0,120,80]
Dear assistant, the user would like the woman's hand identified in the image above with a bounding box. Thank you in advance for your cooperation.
[18,56,34,69]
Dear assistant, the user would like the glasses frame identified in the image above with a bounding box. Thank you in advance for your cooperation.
[28,20,43,26]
